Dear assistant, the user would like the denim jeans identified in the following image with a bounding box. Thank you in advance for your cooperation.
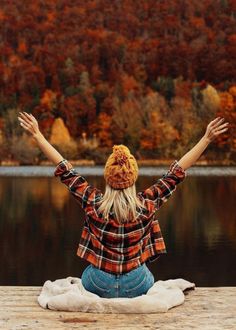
[81,263,155,298]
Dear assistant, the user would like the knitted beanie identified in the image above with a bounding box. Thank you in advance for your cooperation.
[104,145,138,189]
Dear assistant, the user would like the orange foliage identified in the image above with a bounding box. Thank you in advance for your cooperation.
[216,88,236,149]
[141,112,180,150]
[97,113,113,147]
[121,73,140,97]
[190,17,205,29]
[0,0,235,161]
[229,86,236,97]
[18,41,28,54]
[40,90,57,110]
[0,9,6,21]
[9,55,21,67]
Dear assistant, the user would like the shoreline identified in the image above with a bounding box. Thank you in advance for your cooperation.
[1,165,236,177]
[1,159,235,167]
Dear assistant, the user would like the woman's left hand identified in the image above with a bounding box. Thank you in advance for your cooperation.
[18,112,42,140]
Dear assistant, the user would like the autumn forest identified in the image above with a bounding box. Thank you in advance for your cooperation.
[0,0,235,164]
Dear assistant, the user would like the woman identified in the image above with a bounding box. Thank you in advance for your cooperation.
[18,112,229,298]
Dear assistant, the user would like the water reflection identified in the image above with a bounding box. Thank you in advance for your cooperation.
[0,175,235,286]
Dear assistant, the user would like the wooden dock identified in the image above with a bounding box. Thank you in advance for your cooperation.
[0,286,236,330]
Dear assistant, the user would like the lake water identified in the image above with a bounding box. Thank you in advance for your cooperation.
[0,166,236,287]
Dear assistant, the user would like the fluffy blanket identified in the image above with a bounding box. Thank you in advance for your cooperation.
[37,276,195,313]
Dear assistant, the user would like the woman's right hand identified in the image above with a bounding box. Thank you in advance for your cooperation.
[18,111,42,140]
[204,117,229,143]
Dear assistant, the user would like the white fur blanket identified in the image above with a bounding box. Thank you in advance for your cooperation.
[38,276,195,313]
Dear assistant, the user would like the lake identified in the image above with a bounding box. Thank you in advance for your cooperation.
[0,166,236,287]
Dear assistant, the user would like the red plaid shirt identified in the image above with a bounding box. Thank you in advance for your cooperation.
[54,159,186,275]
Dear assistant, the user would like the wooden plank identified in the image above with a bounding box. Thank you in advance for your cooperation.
[0,287,236,330]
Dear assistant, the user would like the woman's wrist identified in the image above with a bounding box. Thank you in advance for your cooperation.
[34,131,44,142]
[202,134,212,145]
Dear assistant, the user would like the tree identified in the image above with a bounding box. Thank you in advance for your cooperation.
[96,112,113,148]
[49,117,78,160]
[216,88,236,153]
[111,96,143,153]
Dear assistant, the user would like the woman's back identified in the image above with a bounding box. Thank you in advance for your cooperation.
[54,154,186,275]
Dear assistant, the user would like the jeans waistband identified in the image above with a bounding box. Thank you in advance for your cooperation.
[91,262,147,277]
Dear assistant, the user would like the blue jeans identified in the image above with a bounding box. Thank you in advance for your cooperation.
[81,263,155,298]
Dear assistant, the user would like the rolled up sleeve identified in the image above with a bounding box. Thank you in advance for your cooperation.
[54,159,101,209]
[138,160,186,211]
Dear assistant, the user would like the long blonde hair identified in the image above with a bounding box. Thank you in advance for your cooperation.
[97,184,145,224]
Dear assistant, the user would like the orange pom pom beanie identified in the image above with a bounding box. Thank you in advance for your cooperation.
[104,145,138,189]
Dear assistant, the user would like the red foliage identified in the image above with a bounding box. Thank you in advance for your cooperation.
[0,0,235,158]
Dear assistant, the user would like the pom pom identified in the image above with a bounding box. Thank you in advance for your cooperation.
[113,146,129,166]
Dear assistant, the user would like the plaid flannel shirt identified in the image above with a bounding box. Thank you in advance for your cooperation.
[54,159,186,275]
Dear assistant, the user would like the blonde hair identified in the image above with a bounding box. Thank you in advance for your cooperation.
[97,184,145,224]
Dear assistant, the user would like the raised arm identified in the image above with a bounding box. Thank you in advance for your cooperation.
[53,159,102,209]
[138,159,186,212]
[18,111,63,165]
[178,117,229,170]
[18,111,101,209]
[139,116,229,212]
